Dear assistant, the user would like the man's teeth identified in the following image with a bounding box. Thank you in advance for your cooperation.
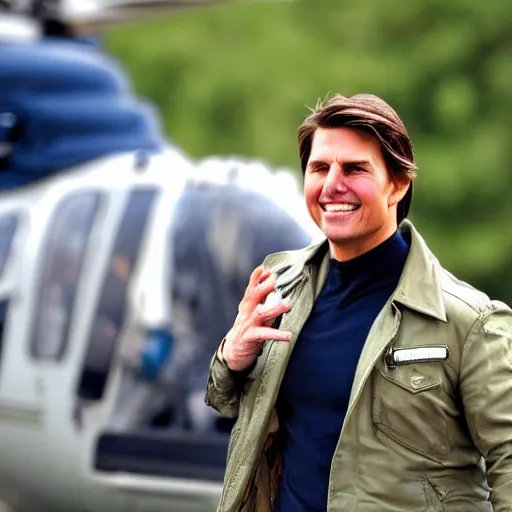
[324,204,359,212]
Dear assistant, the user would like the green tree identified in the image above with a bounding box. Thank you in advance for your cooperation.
[107,0,512,304]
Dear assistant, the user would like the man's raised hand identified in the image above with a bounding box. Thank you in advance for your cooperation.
[222,266,292,372]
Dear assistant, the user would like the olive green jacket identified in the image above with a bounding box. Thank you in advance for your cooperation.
[206,220,512,512]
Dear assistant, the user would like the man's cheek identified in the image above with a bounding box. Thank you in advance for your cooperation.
[351,181,375,200]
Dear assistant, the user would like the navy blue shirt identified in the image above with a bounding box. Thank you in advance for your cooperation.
[273,231,409,512]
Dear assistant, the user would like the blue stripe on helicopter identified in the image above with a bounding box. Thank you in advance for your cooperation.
[0,36,167,190]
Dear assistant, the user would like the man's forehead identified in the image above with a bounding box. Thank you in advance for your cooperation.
[309,127,381,162]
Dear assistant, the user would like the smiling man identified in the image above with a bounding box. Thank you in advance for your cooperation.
[206,94,512,512]
[303,124,412,261]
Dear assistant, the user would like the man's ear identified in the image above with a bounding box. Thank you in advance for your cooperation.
[388,174,411,207]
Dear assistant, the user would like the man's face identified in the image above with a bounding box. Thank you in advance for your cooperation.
[304,127,409,261]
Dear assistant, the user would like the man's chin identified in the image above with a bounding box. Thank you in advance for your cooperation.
[321,225,363,243]
[325,233,360,245]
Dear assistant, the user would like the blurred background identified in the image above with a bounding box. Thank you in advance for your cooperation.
[106,0,512,305]
[0,1,510,511]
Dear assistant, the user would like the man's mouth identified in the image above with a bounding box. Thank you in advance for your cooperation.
[322,203,360,212]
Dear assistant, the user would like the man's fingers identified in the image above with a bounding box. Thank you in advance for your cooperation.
[239,274,276,313]
[247,273,277,307]
[253,300,290,325]
[248,266,270,291]
[246,326,292,343]
[243,267,271,301]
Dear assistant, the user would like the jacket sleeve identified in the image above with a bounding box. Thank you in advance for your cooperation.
[460,300,512,511]
[204,342,243,418]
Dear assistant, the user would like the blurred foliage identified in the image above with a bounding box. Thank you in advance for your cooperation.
[106,0,512,305]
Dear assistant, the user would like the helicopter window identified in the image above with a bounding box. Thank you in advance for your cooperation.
[0,213,18,280]
[0,214,18,362]
[76,188,158,401]
[30,192,100,361]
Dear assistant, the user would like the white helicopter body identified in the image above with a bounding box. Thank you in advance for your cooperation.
[0,1,316,510]
[0,151,226,512]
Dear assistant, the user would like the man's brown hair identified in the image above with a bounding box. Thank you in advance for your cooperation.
[297,93,417,223]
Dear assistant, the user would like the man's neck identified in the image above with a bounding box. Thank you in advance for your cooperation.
[329,224,398,262]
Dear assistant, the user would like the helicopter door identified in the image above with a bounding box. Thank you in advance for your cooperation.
[75,187,158,404]
[0,191,101,419]
[0,206,49,419]
[29,191,101,363]
[3,191,102,423]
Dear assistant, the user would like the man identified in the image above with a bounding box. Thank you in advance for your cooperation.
[205,93,512,512]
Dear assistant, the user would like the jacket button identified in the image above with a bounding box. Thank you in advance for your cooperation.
[410,375,426,388]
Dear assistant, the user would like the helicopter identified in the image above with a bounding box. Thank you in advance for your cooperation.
[0,1,319,511]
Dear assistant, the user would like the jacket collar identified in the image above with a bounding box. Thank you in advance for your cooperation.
[392,220,447,322]
[293,219,447,322]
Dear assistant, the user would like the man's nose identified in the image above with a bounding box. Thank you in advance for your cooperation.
[324,162,348,194]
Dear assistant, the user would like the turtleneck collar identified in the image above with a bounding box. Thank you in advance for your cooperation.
[327,230,409,286]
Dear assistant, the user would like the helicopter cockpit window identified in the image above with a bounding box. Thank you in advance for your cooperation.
[30,192,100,361]
[76,188,157,401]
[0,213,18,280]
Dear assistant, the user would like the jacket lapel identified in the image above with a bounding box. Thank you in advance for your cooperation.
[251,242,330,409]
[344,220,447,423]
[346,300,400,415]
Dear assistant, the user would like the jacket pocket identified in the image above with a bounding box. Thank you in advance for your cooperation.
[372,358,449,462]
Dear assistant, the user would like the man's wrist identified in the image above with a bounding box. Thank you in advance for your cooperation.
[216,337,256,376]
[217,337,228,364]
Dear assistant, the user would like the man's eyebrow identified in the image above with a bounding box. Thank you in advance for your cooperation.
[307,159,328,168]
[342,159,372,168]
[307,158,373,169]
